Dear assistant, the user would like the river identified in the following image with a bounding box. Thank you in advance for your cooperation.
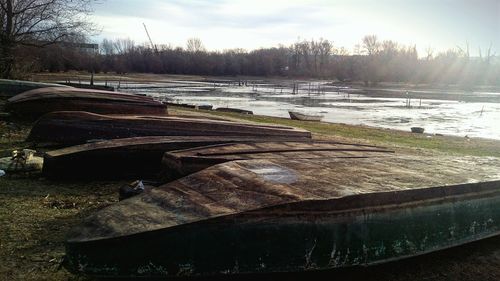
[115,79,500,140]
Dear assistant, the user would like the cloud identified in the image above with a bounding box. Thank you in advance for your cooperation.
[90,0,499,55]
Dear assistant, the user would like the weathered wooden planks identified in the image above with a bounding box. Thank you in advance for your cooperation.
[43,137,315,180]
[6,87,167,118]
[215,107,253,114]
[0,79,69,97]
[27,111,312,146]
[65,155,500,277]
[161,141,394,181]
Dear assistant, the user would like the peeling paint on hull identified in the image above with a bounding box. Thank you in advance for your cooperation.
[64,155,500,278]
[66,189,500,277]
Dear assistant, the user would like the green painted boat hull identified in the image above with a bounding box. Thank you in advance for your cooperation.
[65,183,500,278]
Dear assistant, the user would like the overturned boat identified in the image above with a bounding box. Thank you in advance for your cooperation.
[215,107,253,115]
[59,82,115,91]
[65,153,500,278]
[27,111,311,145]
[289,111,324,121]
[43,137,314,180]
[161,141,394,180]
[0,79,69,97]
[6,87,167,119]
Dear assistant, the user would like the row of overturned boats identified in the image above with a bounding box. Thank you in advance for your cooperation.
[3,81,500,278]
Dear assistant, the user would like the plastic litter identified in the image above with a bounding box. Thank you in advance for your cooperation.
[119,180,145,201]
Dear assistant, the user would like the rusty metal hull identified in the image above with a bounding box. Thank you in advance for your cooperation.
[27,111,311,145]
[65,156,500,278]
[43,137,315,180]
[6,87,167,119]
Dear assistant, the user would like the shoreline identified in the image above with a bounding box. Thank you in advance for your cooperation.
[168,106,500,158]
[31,72,500,100]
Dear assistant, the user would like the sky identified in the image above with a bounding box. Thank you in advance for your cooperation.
[90,0,500,56]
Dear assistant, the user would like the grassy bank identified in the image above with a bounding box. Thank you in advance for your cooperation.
[172,107,500,157]
[0,118,115,280]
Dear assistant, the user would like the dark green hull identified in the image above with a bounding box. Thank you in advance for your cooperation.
[65,181,500,277]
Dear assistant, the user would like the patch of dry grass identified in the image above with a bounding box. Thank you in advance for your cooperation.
[171,107,500,157]
[0,113,122,280]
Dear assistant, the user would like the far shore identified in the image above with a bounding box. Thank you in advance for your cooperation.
[28,72,500,102]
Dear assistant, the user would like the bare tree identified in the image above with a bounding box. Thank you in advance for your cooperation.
[381,40,399,56]
[425,46,434,60]
[100,38,115,55]
[298,40,311,72]
[318,39,332,74]
[186,37,205,53]
[362,35,380,55]
[310,39,320,74]
[113,38,135,54]
[0,0,95,78]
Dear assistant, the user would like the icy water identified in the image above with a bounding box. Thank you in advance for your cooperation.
[114,80,500,140]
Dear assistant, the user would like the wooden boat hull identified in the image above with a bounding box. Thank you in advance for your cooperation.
[0,79,69,97]
[27,111,311,146]
[43,137,314,180]
[8,98,167,119]
[161,141,394,181]
[59,82,115,91]
[411,127,425,134]
[196,104,213,110]
[216,108,253,114]
[65,155,500,278]
[165,102,196,109]
[289,111,323,121]
[66,186,500,277]
[6,87,167,119]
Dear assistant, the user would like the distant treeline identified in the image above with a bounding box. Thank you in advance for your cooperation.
[21,36,500,87]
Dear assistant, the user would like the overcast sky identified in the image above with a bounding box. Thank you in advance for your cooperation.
[90,0,500,56]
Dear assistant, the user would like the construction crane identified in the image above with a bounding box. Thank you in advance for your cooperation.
[143,23,158,53]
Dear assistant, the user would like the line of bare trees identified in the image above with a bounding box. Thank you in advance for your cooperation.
[1,1,497,87]
[7,34,500,88]
[90,36,498,87]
